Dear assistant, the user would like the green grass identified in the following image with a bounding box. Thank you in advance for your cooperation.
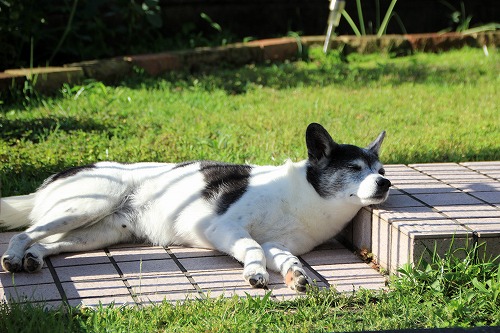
[1,243,498,332]
[0,47,499,331]
[1,47,499,196]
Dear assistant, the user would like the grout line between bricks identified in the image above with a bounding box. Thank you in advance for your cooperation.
[298,256,331,288]
[104,248,143,307]
[398,165,477,233]
[411,163,499,209]
[163,247,207,300]
[408,164,500,212]
[45,257,69,308]
[458,164,500,210]
[394,164,500,252]
[390,186,469,229]
[460,162,500,182]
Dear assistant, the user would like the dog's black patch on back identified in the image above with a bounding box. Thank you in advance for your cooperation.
[173,161,196,169]
[40,164,96,189]
[200,161,252,215]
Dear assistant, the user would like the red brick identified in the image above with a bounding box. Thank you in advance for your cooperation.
[405,32,478,52]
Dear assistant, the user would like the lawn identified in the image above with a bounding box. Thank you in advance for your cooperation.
[0,47,498,196]
[0,47,499,332]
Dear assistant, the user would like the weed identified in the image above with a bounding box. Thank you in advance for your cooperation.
[439,1,500,34]
[342,0,406,37]
[395,241,500,327]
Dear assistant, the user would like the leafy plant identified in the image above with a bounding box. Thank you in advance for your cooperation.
[341,0,406,37]
[0,0,164,70]
[439,0,499,34]
[439,0,472,32]
[395,240,500,326]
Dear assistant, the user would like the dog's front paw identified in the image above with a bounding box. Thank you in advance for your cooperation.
[244,266,269,288]
[23,252,44,273]
[285,267,311,292]
[1,253,23,273]
[248,273,268,288]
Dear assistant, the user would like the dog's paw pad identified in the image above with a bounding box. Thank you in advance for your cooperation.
[1,254,23,273]
[248,273,268,288]
[285,267,310,292]
[23,252,43,273]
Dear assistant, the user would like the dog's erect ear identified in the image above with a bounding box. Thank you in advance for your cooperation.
[366,131,386,156]
[306,123,338,165]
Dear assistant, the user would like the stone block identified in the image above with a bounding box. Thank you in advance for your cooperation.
[124,52,183,75]
[66,59,131,83]
[246,37,299,61]
[4,67,84,93]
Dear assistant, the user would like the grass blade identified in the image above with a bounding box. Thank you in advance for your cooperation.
[355,0,366,35]
[377,0,398,37]
[392,12,408,35]
[341,9,361,37]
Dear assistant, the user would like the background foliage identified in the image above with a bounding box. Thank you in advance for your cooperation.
[0,0,234,71]
[1,0,497,71]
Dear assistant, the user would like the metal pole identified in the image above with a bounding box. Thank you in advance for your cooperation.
[323,0,346,53]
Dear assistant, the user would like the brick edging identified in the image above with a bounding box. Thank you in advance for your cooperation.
[1,32,498,94]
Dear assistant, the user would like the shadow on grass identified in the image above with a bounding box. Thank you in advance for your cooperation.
[0,116,116,195]
[0,52,487,104]
[0,116,112,143]
[119,55,482,94]
[383,146,500,166]
[0,160,83,196]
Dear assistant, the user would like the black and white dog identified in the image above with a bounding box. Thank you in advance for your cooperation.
[0,123,390,291]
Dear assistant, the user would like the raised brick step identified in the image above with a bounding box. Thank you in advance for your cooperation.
[344,162,500,273]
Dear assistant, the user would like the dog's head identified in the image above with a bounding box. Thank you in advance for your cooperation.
[305,123,391,206]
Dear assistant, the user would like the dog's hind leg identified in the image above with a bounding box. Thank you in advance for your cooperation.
[261,242,312,292]
[1,194,124,273]
[21,216,135,272]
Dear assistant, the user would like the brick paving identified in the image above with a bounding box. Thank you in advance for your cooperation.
[0,236,384,308]
[1,162,498,308]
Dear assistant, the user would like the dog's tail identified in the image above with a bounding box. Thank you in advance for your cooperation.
[0,194,35,230]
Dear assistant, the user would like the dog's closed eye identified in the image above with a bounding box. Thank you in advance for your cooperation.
[347,164,362,171]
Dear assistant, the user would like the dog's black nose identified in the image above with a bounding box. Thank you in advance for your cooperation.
[376,177,391,190]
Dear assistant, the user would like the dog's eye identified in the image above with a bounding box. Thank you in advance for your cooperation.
[378,168,386,176]
[347,165,362,171]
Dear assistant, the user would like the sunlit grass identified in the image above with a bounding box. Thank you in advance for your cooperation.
[0,47,498,196]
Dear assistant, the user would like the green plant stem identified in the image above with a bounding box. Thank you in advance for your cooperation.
[392,12,407,35]
[341,10,362,37]
[48,0,79,64]
[375,0,381,32]
[377,0,398,37]
[462,22,500,34]
[355,0,366,35]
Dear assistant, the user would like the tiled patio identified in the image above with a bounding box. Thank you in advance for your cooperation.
[1,162,499,308]
[0,236,384,308]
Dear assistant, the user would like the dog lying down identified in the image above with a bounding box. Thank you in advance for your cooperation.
[0,123,391,292]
